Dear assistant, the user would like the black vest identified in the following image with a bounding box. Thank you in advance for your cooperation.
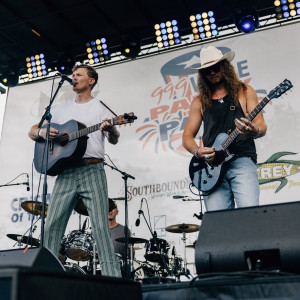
[202,96,257,163]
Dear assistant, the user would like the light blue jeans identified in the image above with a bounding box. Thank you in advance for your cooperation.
[203,157,259,211]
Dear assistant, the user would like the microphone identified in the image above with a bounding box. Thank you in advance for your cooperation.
[26,174,30,191]
[57,73,76,86]
[135,199,143,227]
[172,195,187,199]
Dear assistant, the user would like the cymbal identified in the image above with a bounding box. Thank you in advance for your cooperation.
[74,197,88,216]
[115,237,148,244]
[7,234,40,247]
[165,223,200,233]
[21,201,48,217]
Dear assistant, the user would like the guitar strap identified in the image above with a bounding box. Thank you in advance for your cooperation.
[99,100,118,117]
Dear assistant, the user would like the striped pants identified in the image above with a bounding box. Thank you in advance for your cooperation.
[44,162,121,277]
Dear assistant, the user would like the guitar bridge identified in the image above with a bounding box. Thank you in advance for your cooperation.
[49,141,53,154]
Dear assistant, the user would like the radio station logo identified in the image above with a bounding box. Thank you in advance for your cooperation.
[136,46,267,156]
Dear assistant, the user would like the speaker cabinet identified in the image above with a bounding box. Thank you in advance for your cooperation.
[195,201,300,274]
[0,247,64,272]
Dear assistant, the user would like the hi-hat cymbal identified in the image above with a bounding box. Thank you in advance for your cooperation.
[74,197,88,216]
[165,223,200,233]
[7,234,40,247]
[21,201,48,217]
[115,237,148,244]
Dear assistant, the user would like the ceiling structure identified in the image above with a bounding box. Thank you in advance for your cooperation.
[0,0,283,81]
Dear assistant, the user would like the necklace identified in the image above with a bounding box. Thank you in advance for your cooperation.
[217,97,224,104]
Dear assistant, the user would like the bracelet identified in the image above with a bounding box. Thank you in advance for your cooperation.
[194,146,200,159]
[38,128,42,137]
[253,127,262,139]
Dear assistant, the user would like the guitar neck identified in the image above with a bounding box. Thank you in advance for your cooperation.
[222,95,270,150]
[68,119,112,141]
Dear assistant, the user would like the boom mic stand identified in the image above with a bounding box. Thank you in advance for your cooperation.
[104,161,135,279]
[37,77,65,247]
[139,211,170,278]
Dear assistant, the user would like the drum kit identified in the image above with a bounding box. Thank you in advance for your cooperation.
[6,199,200,281]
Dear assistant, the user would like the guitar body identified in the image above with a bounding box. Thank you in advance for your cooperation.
[189,133,234,193]
[34,120,88,176]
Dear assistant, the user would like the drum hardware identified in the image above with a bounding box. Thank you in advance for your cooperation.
[166,223,200,278]
[64,262,86,275]
[115,236,147,280]
[21,201,48,217]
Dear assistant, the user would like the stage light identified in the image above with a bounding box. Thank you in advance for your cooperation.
[26,54,48,79]
[86,38,110,65]
[0,69,19,87]
[235,7,259,33]
[274,0,300,19]
[190,11,218,40]
[51,55,75,75]
[154,20,181,48]
[121,38,141,59]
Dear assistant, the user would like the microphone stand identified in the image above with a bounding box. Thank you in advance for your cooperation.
[0,182,28,188]
[104,161,135,279]
[140,211,170,279]
[38,78,65,247]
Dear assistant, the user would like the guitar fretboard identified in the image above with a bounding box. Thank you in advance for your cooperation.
[60,119,113,143]
[221,96,270,150]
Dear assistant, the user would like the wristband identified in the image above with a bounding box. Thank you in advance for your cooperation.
[38,128,42,137]
[194,146,200,159]
[253,127,262,139]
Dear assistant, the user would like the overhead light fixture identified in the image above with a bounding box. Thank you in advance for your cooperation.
[274,0,300,19]
[26,54,48,79]
[235,7,259,34]
[121,38,141,59]
[86,38,110,65]
[154,20,181,48]
[52,55,75,75]
[190,11,219,40]
[0,69,19,87]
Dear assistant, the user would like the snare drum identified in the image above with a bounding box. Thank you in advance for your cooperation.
[64,230,94,261]
[145,238,169,266]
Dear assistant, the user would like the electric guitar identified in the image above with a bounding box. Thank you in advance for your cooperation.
[34,112,137,176]
[189,79,293,193]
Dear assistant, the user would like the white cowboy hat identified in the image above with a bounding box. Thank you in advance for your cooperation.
[190,46,235,70]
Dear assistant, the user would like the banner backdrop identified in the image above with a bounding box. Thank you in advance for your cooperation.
[0,22,300,269]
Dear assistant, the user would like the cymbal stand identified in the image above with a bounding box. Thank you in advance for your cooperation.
[92,239,97,276]
[177,232,191,279]
[13,217,40,248]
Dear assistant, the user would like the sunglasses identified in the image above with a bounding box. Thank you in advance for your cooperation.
[201,63,222,75]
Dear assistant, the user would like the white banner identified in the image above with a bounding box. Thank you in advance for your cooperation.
[0,22,300,268]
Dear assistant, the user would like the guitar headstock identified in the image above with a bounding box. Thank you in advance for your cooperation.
[112,112,137,126]
[268,79,293,100]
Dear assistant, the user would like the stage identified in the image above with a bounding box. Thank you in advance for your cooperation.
[2,267,300,300]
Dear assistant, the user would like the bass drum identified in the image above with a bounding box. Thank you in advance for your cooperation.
[64,262,86,275]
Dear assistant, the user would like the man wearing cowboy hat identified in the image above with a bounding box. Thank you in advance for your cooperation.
[182,45,267,211]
